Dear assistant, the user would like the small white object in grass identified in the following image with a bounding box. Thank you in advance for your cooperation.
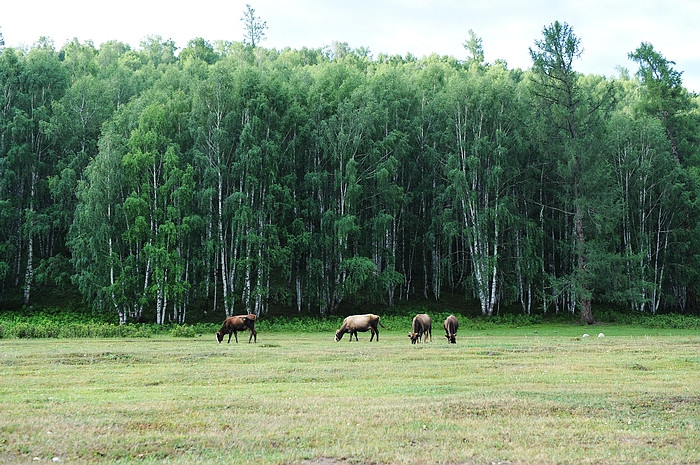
[52,458,61,463]
[598,333,605,338]
[582,334,590,338]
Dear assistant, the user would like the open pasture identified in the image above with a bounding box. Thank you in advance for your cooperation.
[1,328,699,464]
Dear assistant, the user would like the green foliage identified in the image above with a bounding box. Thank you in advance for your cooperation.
[256,315,342,333]
[593,307,700,329]
[2,32,700,327]
[3,305,699,340]
[168,323,217,337]
[2,317,135,339]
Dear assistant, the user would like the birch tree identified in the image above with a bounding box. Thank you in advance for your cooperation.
[70,130,129,323]
[192,60,239,316]
[413,59,455,301]
[628,42,700,311]
[228,65,289,316]
[445,64,518,316]
[609,113,676,313]
[1,41,67,305]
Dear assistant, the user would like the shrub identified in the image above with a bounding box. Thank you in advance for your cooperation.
[257,315,342,333]
[643,313,700,329]
[170,325,197,338]
[1,306,700,339]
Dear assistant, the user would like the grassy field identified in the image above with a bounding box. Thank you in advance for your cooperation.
[1,325,699,464]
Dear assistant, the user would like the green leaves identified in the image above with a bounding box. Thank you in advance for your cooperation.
[530,21,581,79]
[2,34,700,323]
[629,42,683,95]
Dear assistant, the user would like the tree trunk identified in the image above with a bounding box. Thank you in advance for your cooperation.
[24,232,33,306]
[575,210,594,324]
[217,172,231,317]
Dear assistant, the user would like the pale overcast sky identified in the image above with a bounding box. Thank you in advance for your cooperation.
[3,0,699,92]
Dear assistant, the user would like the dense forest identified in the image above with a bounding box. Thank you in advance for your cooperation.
[1,20,699,324]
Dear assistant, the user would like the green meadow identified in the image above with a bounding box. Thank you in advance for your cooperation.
[1,326,699,464]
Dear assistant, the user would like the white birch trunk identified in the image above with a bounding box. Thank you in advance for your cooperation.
[207,193,214,315]
[108,202,126,324]
[23,175,36,306]
[162,271,168,324]
[217,172,231,317]
[487,193,500,316]
[24,232,33,306]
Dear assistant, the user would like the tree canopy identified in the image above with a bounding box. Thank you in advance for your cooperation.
[1,22,699,324]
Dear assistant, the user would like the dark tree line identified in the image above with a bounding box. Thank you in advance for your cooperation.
[1,23,699,324]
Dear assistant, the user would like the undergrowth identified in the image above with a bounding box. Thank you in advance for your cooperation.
[1,304,699,339]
